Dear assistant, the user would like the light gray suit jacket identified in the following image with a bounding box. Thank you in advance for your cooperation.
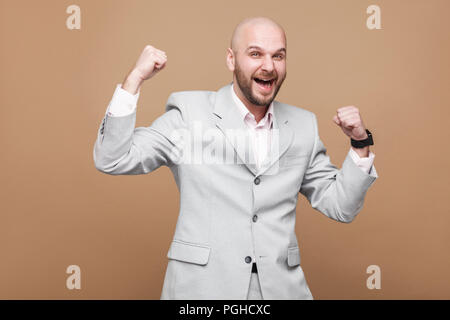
[93,82,377,299]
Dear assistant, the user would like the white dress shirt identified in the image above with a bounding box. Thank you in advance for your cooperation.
[106,83,377,177]
[230,84,274,172]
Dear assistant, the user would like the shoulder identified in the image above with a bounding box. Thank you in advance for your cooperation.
[164,89,217,124]
[274,101,320,140]
[275,100,316,122]
[166,89,215,108]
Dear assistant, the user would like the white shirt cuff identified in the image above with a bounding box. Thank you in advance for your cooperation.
[105,84,140,117]
[349,147,378,177]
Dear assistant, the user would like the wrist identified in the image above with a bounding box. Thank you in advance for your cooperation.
[350,129,373,150]
[353,132,368,140]
[122,69,143,95]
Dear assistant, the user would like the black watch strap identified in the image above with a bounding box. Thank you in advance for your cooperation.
[351,129,374,148]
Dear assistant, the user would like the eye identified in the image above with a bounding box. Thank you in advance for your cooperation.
[274,54,285,60]
[250,52,260,57]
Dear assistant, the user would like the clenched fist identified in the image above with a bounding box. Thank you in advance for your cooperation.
[133,45,167,80]
[332,106,368,141]
[122,45,167,94]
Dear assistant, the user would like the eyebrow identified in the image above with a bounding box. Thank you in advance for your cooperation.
[246,45,286,54]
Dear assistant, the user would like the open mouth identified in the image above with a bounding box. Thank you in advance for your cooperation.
[253,77,275,91]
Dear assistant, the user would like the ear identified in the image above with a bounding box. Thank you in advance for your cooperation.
[226,48,235,72]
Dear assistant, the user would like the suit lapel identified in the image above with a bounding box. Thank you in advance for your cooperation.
[258,102,294,176]
[213,82,293,177]
[213,83,258,175]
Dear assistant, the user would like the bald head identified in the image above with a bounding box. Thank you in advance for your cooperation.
[230,17,286,54]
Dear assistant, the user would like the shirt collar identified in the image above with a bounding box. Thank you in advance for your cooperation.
[230,83,274,127]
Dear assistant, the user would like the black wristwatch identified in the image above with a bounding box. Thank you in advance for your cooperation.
[351,129,374,148]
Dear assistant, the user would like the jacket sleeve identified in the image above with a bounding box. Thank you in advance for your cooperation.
[299,113,378,223]
[93,92,187,175]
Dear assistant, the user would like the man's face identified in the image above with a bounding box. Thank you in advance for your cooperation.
[231,24,287,107]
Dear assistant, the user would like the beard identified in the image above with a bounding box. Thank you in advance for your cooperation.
[234,61,286,107]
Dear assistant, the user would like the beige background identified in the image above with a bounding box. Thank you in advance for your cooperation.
[1,0,449,299]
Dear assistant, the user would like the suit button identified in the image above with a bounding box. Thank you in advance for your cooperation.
[254,177,260,185]
[252,215,258,222]
[245,256,252,264]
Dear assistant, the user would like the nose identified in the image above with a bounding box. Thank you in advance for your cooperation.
[261,54,275,73]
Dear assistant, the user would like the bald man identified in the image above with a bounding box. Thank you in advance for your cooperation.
[94,17,378,300]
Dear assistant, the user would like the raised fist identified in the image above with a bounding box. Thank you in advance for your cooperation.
[132,45,167,81]
[332,106,368,140]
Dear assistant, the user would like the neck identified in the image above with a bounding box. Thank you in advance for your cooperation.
[233,83,268,123]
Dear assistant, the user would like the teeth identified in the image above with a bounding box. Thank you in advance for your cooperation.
[254,78,274,88]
